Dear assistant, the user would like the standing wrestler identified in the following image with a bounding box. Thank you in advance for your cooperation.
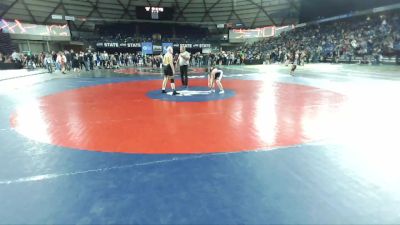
[208,65,224,94]
[178,46,191,89]
[290,51,298,76]
[162,46,179,95]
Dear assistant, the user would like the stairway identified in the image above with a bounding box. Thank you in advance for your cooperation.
[0,32,16,54]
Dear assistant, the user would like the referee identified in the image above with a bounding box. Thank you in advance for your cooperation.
[178,46,191,89]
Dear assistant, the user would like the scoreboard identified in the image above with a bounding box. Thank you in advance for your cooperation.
[136,6,174,20]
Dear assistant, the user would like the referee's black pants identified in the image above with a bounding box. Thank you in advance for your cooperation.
[180,65,188,86]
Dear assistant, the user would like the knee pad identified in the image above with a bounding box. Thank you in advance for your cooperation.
[170,78,175,83]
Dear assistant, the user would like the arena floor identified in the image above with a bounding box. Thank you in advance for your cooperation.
[0,64,400,224]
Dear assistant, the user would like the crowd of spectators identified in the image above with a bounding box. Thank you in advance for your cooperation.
[0,46,248,73]
[96,34,212,45]
[10,50,162,73]
[94,23,212,44]
[0,51,25,69]
[0,52,13,64]
[239,11,400,65]
[2,11,399,72]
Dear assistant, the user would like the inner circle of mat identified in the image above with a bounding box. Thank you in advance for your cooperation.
[147,86,236,102]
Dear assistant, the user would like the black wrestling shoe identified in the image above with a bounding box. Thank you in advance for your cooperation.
[161,90,167,94]
[173,90,179,95]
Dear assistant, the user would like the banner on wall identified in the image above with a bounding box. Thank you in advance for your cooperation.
[0,19,70,37]
[127,43,141,47]
[96,42,141,48]
[192,44,211,48]
[180,44,192,48]
[162,42,173,54]
[95,41,212,52]
[153,45,162,53]
[103,42,119,48]
[141,42,153,54]
[229,26,275,43]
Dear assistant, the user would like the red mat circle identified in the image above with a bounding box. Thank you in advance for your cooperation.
[10,79,345,154]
